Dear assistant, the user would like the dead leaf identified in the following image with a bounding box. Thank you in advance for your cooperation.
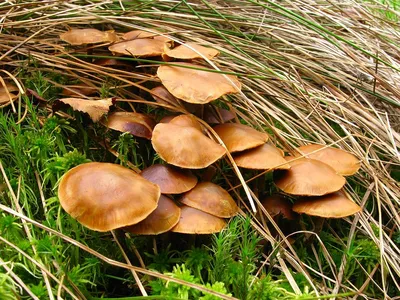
[55,98,115,122]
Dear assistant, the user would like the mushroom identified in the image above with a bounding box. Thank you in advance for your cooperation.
[61,84,97,97]
[122,29,172,44]
[203,106,235,124]
[213,123,269,153]
[124,195,181,235]
[157,62,241,104]
[180,182,238,218]
[109,39,169,57]
[60,28,118,45]
[293,190,361,218]
[169,114,203,132]
[163,42,219,60]
[140,164,197,194]
[273,158,346,196]
[234,143,290,170]
[58,162,161,231]
[260,194,295,220]
[102,112,156,140]
[0,82,18,107]
[151,123,226,169]
[294,144,361,176]
[171,206,226,234]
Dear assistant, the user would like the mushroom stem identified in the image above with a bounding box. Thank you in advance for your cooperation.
[305,217,325,244]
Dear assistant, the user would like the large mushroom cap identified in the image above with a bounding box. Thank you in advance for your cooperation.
[169,114,203,132]
[109,39,168,57]
[171,206,226,234]
[102,112,156,139]
[274,158,346,196]
[234,143,290,170]
[60,28,117,45]
[124,195,181,235]
[260,194,295,220]
[58,162,161,232]
[151,123,226,169]
[180,182,238,218]
[295,144,361,176]
[140,164,197,194]
[293,190,361,218]
[164,42,219,60]
[214,123,269,153]
[157,62,241,104]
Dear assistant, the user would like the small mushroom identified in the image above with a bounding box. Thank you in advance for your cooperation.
[260,194,295,220]
[163,42,219,60]
[171,206,226,234]
[203,106,235,124]
[0,82,18,106]
[180,182,238,218]
[274,158,346,196]
[234,143,290,170]
[151,123,226,169]
[124,195,181,235]
[140,164,197,194]
[294,144,361,176]
[213,123,269,153]
[60,28,118,45]
[122,29,172,44]
[58,162,161,231]
[169,114,203,132]
[157,62,241,104]
[61,84,97,97]
[293,190,361,218]
[102,112,156,139]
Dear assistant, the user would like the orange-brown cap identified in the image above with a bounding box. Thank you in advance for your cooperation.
[151,86,181,108]
[260,194,295,220]
[58,162,161,231]
[171,206,226,234]
[169,114,203,132]
[274,158,346,196]
[293,190,361,218]
[140,164,197,194]
[124,195,181,235]
[60,28,117,45]
[214,123,269,153]
[295,144,361,176]
[157,62,241,104]
[180,182,238,218]
[234,143,290,170]
[151,123,226,169]
[102,112,156,139]
[164,42,219,60]
[122,29,172,43]
[109,39,168,57]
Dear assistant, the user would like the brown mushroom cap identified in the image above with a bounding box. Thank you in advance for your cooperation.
[274,158,346,196]
[295,144,361,176]
[61,84,97,97]
[157,62,241,104]
[124,195,181,235]
[169,114,203,132]
[60,28,117,45]
[171,206,226,234]
[180,182,238,218]
[164,42,219,60]
[151,86,181,108]
[109,39,168,57]
[293,190,361,218]
[260,194,295,220]
[103,112,156,139]
[140,164,197,194]
[58,162,161,231]
[214,123,269,153]
[151,123,226,169]
[234,143,290,170]
[203,106,235,124]
[122,29,172,43]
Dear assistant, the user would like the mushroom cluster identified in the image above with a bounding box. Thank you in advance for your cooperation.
[55,27,362,240]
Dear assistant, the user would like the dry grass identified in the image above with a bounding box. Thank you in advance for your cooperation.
[1,0,399,298]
